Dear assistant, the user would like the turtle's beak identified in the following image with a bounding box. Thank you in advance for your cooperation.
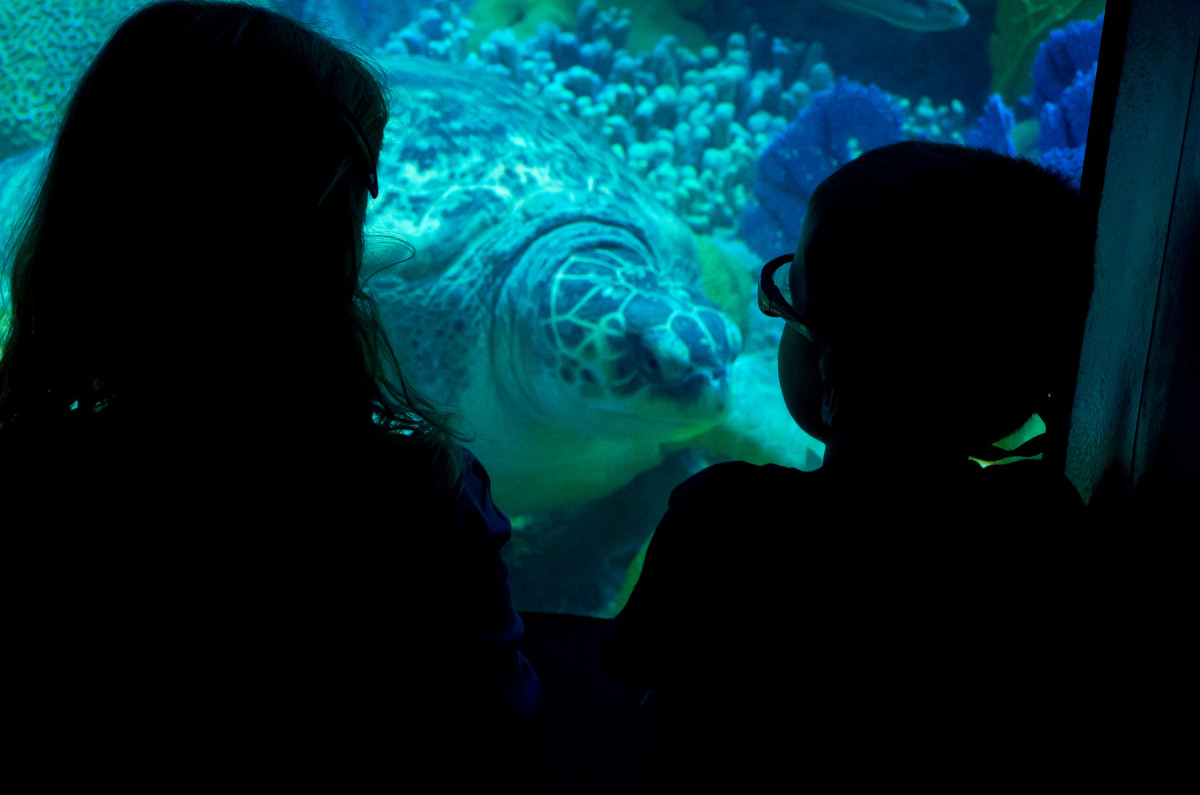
[494,219,740,440]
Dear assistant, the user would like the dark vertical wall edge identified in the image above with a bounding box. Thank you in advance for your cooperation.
[1045,0,1129,472]
[1130,39,1200,513]
[1066,1,1200,511]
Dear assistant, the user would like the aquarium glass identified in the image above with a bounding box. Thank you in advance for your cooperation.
[0,0,1106,616]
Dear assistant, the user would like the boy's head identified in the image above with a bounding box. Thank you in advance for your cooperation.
[780,141,1092,453]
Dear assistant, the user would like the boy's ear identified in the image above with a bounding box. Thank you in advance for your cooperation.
[818,349,843,428]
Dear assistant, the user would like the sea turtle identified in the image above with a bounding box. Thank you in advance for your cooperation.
[364,56,746,514]
[0,57,821,517]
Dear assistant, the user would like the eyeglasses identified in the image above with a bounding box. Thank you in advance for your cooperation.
[758,253,830,351]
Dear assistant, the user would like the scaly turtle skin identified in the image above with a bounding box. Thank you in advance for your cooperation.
[0,59,752,516]
[364,57,742,513]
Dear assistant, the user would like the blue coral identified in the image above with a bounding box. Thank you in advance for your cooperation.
[1038,145,1087,187]
[1039,60,1096,152]
[1028,13,1105,111]
[967,94,1016,156]
[741,77,906,259]
[953,12,1103,188]
[1027,13,1103,187]
[404,1,831,235]
[268,1,981,240]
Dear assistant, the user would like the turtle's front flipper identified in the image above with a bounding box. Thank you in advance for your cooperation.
[676,351,824,470]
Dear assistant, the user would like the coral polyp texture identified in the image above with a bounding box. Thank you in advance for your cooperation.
[3,0,1104,241]
[0,1,148,159]
[966,11,1102,187]
[988,0,1106,103]
[0,0,286,160]
[380,0,840,236]
[969,94,1018,157]
[1029,13,1102,187]
[1027,12,1104,110]
[740,77,906,260]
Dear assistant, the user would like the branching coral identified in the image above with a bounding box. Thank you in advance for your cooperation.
[968,12,1101,186]
[386,1,832,236]
[740,77,906,259]
[1037,59,1095,151]
[1030,12,1102,186]
[989,0,1106,102]
[736,5,1102,249]
[1026,10,1104,111]
[968,94,1017,157]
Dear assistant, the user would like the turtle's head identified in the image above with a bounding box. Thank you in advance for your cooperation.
[495,221,741,441]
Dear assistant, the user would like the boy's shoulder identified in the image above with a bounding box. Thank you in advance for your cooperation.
[669,460,818,510]
[669,456,1083,529]
[675,459,812,490]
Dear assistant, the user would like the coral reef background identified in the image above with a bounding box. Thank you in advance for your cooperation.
[0,0,146,160]
[0,0,1107,615]
[1,1,1105,241]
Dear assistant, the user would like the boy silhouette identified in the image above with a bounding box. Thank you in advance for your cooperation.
[601,141,1096,787]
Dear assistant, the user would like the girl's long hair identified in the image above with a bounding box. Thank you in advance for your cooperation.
[0,1,462,493]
